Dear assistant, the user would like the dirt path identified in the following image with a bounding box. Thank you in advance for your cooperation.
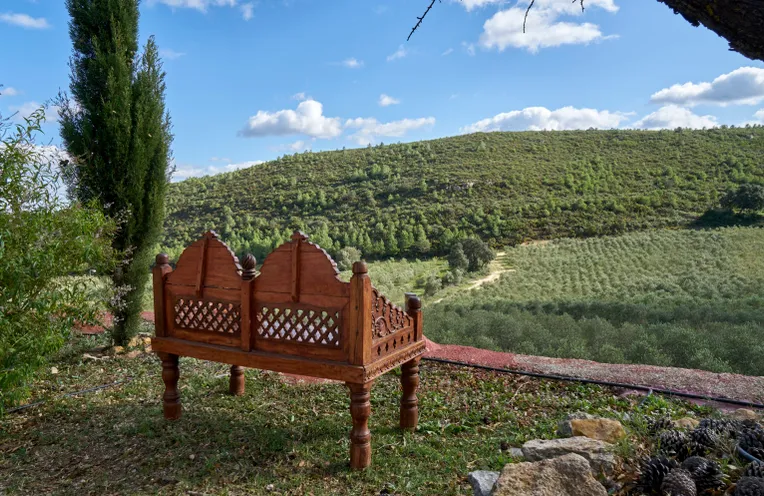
[432,251,513,304]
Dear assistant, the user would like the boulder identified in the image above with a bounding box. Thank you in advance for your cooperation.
[557,412,596,437]
[492,453,607,496]
[521,437,616,475]
[468,470,499,496]
[569,418,626,443]
[730,409,759,421]
[673,417,700,430]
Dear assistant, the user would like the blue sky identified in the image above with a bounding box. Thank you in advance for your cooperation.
[1,0,763,181]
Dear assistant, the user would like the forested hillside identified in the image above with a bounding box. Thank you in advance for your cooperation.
[163,127,764,260]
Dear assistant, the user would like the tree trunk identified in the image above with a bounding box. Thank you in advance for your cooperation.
[657,0,764,62]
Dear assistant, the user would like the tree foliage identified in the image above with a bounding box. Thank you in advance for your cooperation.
[720,183,764,213]
[58,0,173,345]
[460,238,495,272]
[0,109,116,414]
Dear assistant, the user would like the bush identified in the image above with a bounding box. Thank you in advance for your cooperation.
[447,243,469,271]
[461,238,495,272]
[0,108,116,414]
[720,183,764,213]
[335,246,362,271]
[424,275,442,296]
[442,268,464,286]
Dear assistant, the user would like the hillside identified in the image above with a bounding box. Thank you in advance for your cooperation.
[163,127,764,260]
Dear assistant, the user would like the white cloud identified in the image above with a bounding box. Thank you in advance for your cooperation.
[345,117,435,145]
[650,67,764,107]
[210,157,231,163]
[0,12,50,29]
[442,48,454,56]
[386,45,407,62]
[342,58,364,68]
[241,2,254,20]
[459,0,504,11]
[173,159,265,181]
[10,102,60,123]
[160,48,186,60]
[461,106,629,133]
[0,87,19,97]
[755,109,764,122]
[462,41,476,56]
[239,99,343,139]
[148,0,237,13]
[479,0,618,53]
[292,92,307,101]
[378,94,400,107]
[633,105,717,130]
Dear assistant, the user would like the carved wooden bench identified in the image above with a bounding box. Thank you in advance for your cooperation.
[151,231,425,469]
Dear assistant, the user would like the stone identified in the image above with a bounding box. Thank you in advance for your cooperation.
[509,447,524,458]
[125,350,142,359]
[521,437,616,475]
[128,336,141,348]
[673,417,700,430]
[569,418,626,443]
[111,346,125,354]
[492,453,608,496]
[730,409,759,421]
[468,470,499,496]
[557,412,596,437]
[50,366,58,375]
[142,337,152,347]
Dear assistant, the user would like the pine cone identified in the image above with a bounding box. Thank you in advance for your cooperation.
[649,417,676,435]
[660,430,690,456]
[740,428,764,457]
[637,456,679,493]
[735,477,764,496]
[690,427,720,451]
[680,456,725,493]
[698,418,741,438]
[661,468,697,496]
[744,462,764,479]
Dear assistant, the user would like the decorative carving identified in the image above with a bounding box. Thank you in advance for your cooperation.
[256,305,341,348]
[363,342,426,381]
[174,298,241,335]
[370,287,412,340]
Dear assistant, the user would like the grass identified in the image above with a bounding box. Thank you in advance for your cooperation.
[0,334,713,495]
[426,226,764,376]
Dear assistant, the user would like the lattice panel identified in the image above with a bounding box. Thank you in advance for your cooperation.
[375,330,414,359]
[256,306,341,348]
[174,298,241,334]
[371,287,412,340]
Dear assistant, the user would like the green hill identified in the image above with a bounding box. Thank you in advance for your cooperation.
[163,127,764,260]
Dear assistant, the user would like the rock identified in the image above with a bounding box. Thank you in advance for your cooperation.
[111,346,125,354]
[569,418,626,443]
[557,412,596,437]
[731,409,759,421]
[509,448,524,458]
[468,470,499,496]
[521,437,616,475]
[142,337,152,346]
[125,350,142,359]
[50,366,58,375]
[492,453,607,496]
[83,353,108,361]
[128,336,141,348]
[673,417,700,430]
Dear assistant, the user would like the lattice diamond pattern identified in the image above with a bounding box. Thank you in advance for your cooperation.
[256,306,341,347]
[174,298,241,334]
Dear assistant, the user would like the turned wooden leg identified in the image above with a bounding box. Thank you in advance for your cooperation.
[159,352,181,420]
[347,381,373,469]
[229,365,245,396]
[400,357,421,430]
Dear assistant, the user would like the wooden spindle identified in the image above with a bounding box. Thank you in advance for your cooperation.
[347,381,373,469]
[159,352,181,419]
[349,261,372,365]
[229,365,245,396]
[400,357,421,430]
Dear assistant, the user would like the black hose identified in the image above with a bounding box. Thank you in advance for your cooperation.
[422,357,764,409]
[737,445,764,464]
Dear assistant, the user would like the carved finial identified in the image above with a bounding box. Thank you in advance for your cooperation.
[291,231,308,243]
[406,294,421,312]
[241,253,257,280]
[352,261,368,275]
[156,253,170,265]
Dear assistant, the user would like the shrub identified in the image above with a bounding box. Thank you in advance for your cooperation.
[442,268,464,286]
[447,243,469,271]
[461,238,495,272]
[335,246,362,271]
[424,275,442,296]
[0,108,116,414]
[720,183,764,213]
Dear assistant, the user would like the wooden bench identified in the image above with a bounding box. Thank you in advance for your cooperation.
[150,231,425,469]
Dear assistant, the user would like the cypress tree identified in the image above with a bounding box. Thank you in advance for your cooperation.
[58,0,173,345]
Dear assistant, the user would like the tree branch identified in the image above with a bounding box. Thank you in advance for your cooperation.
[408,0,439,42]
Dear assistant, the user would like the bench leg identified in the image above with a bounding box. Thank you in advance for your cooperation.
[159,352,181,420]
[400,357,421,430]
[347,381,373,469]
[229,365,245,396]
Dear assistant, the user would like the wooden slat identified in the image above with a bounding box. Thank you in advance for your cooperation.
[240,278,254,351]
[152,256,173,337]
[195,236,209,298]
[169,328,240,347]
[254,339,345,361]
[151,337,365,382]
[254,291,348,308]
[291,236,301,302]
[348,262,372,366]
